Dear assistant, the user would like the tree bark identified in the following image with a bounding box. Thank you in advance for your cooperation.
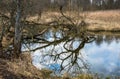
[14,0,22,57]
[0,38,3,57]
[0,18,4,57]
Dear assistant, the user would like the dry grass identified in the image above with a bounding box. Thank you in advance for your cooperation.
[85,10,120,31]
[28,10,120,32]
[87,10,120,22]
[0,53,54,79]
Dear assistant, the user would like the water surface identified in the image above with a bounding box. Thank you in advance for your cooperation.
[30,32,120,76]
[83,35,120,75]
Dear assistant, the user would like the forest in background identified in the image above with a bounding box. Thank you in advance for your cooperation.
[0,0,120,13]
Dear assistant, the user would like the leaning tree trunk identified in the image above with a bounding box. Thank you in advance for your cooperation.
[14,0,22,58]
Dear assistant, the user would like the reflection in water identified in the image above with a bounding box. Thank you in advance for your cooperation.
[95,35,120,46]
[84,34,120,76]
[23,29,120,76]
[23,28,95,74]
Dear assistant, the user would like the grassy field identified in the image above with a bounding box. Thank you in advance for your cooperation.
[86,10,120,32]
[28,10,120,32]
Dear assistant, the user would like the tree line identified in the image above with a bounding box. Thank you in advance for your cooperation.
[52,0,120,11]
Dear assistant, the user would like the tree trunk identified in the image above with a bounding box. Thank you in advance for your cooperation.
[0,18,4,57]
[0,39,3,57]
[14,0,22,58]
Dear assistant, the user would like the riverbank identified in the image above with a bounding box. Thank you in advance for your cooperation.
[0,53,53,79]
[0,54,120,79]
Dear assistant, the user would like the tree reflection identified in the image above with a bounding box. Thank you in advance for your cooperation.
[94,34,120,46]
[95,35,103,46]
[23,27,95,74]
